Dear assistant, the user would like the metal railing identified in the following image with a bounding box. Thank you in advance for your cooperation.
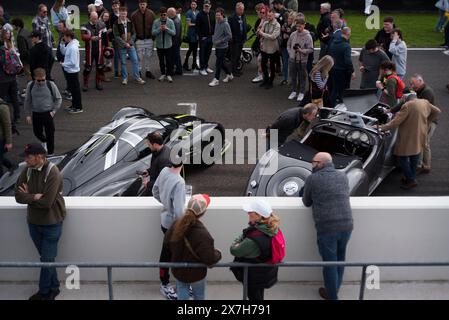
[1,261,449,300]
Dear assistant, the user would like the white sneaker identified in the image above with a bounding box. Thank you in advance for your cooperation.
[160,284,177,300]
[209,78,219,87]
[288,91,297,100]
[41,142,47,152]
[223,74,233,83]
[166,75,173,83]
[158,75,166,82]
[121,78,128,85]
[199,69,208,76]
[206,68,214,73]
[252,74,264,83]
[297,93,305,101]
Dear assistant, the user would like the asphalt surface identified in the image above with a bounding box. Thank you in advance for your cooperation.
[10,50,449,196]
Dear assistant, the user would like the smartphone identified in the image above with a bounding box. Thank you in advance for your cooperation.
[136,170,146,176]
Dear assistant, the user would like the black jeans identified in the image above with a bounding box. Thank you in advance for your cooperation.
[215,48,231,80]
[248,286,265,300]
[445,21,449,45]
[0,80,20,121]
[230,42,244,74]
[199,37,213,70]
[32,111,55,154]
[160,226,171,285]
[185,41,198,67]
[0,138,13,176]
[261,51,278,84]
[65,72,82,110]
[157,48,174,76]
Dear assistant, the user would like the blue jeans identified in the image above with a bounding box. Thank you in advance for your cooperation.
[281,48,289,81]
[176,278,206,300]
[317,231,352,300]
[397,154,420,182]
[214,48,230,80]
[120,47,140,80]
[436,9,448,31]
[28,222,63,295]
[172,43,182,73]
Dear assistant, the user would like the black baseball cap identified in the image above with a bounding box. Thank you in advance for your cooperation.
[20,143,47,157]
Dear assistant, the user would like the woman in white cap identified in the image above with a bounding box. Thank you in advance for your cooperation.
[230,199,282,300]
[164,194,222,300]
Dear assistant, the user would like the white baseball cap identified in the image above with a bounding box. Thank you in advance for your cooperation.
[94,0,103,7]
[243,199,273,218]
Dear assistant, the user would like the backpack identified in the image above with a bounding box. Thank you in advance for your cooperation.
[247,227,286,264]
[26,162,55,183]
[267,229,286,264]
[0,48,23,75]
[387,74,406,99]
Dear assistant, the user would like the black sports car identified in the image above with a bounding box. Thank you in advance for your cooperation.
[0,107,230,196]
[245,92,398,197]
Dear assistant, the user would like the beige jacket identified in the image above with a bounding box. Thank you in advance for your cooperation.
[380,99,441,156]
[259,19,281,54]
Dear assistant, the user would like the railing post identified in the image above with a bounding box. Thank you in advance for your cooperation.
[359,265,367,300]
[107,267,114,300]
[243,266,248,300]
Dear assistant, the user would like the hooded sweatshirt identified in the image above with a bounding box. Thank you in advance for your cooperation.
[287,29,314,63]
[152,167,186,230]
[60,39,80,73]
[212,18,232,49]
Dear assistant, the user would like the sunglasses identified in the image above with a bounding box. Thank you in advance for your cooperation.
[36,79,46,83]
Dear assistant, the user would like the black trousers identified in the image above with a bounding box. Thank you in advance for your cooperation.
[65,72,82,110]
[157,48,174,76]
[32,111,55,154]
[230,42,244,74]
[159,226,171,285]
[329,69,351,108]
[0,80,20,121]
[248,286,265,300]
[261,51,278,84]
[199,37,213,70]
[185,41,198,67]
[0,138,13,176]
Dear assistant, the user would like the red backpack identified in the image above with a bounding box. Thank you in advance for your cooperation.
[267,229,286,264]
[387,74,405,99]
[0,48,23,75]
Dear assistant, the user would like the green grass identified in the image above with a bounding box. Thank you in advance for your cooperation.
[16,11,444,48]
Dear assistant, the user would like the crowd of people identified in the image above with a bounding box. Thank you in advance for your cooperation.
[0,0,446,301]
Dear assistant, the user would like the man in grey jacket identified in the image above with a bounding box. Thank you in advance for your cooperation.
[209,8,233,87]
[24,68,62,156]
[302,152,353,300]
[152,161,186,300]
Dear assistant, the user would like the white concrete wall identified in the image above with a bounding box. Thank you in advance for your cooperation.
[1,197,449,282]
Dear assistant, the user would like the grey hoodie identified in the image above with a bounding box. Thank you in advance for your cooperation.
[212,18,232,49]
[287,29,314,63]
[152,167,186,230]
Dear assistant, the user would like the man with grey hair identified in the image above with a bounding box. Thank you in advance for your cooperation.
[228,2,249,76]
[379,93,441,189]
[302,152,353,300]
[328,27,355,107]
[317,2,332,58]
[408,74,437,174]
[167,7,183,75]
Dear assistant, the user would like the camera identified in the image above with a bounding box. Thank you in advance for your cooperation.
[293,43,300,50]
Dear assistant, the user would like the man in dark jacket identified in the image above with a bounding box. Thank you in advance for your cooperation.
[375,16,395,59]
[228,2,250,76]
[328,27,355,107]
[196,0,215,76]
[317,2,332,59]
[15,143,66,300]
[0,42,21,123]
[11,18,32,72]
[140,131,171,195]
[267,104,318,146]
[302,152,353,300]
[29,31,53,80]
[168,7,183,75]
